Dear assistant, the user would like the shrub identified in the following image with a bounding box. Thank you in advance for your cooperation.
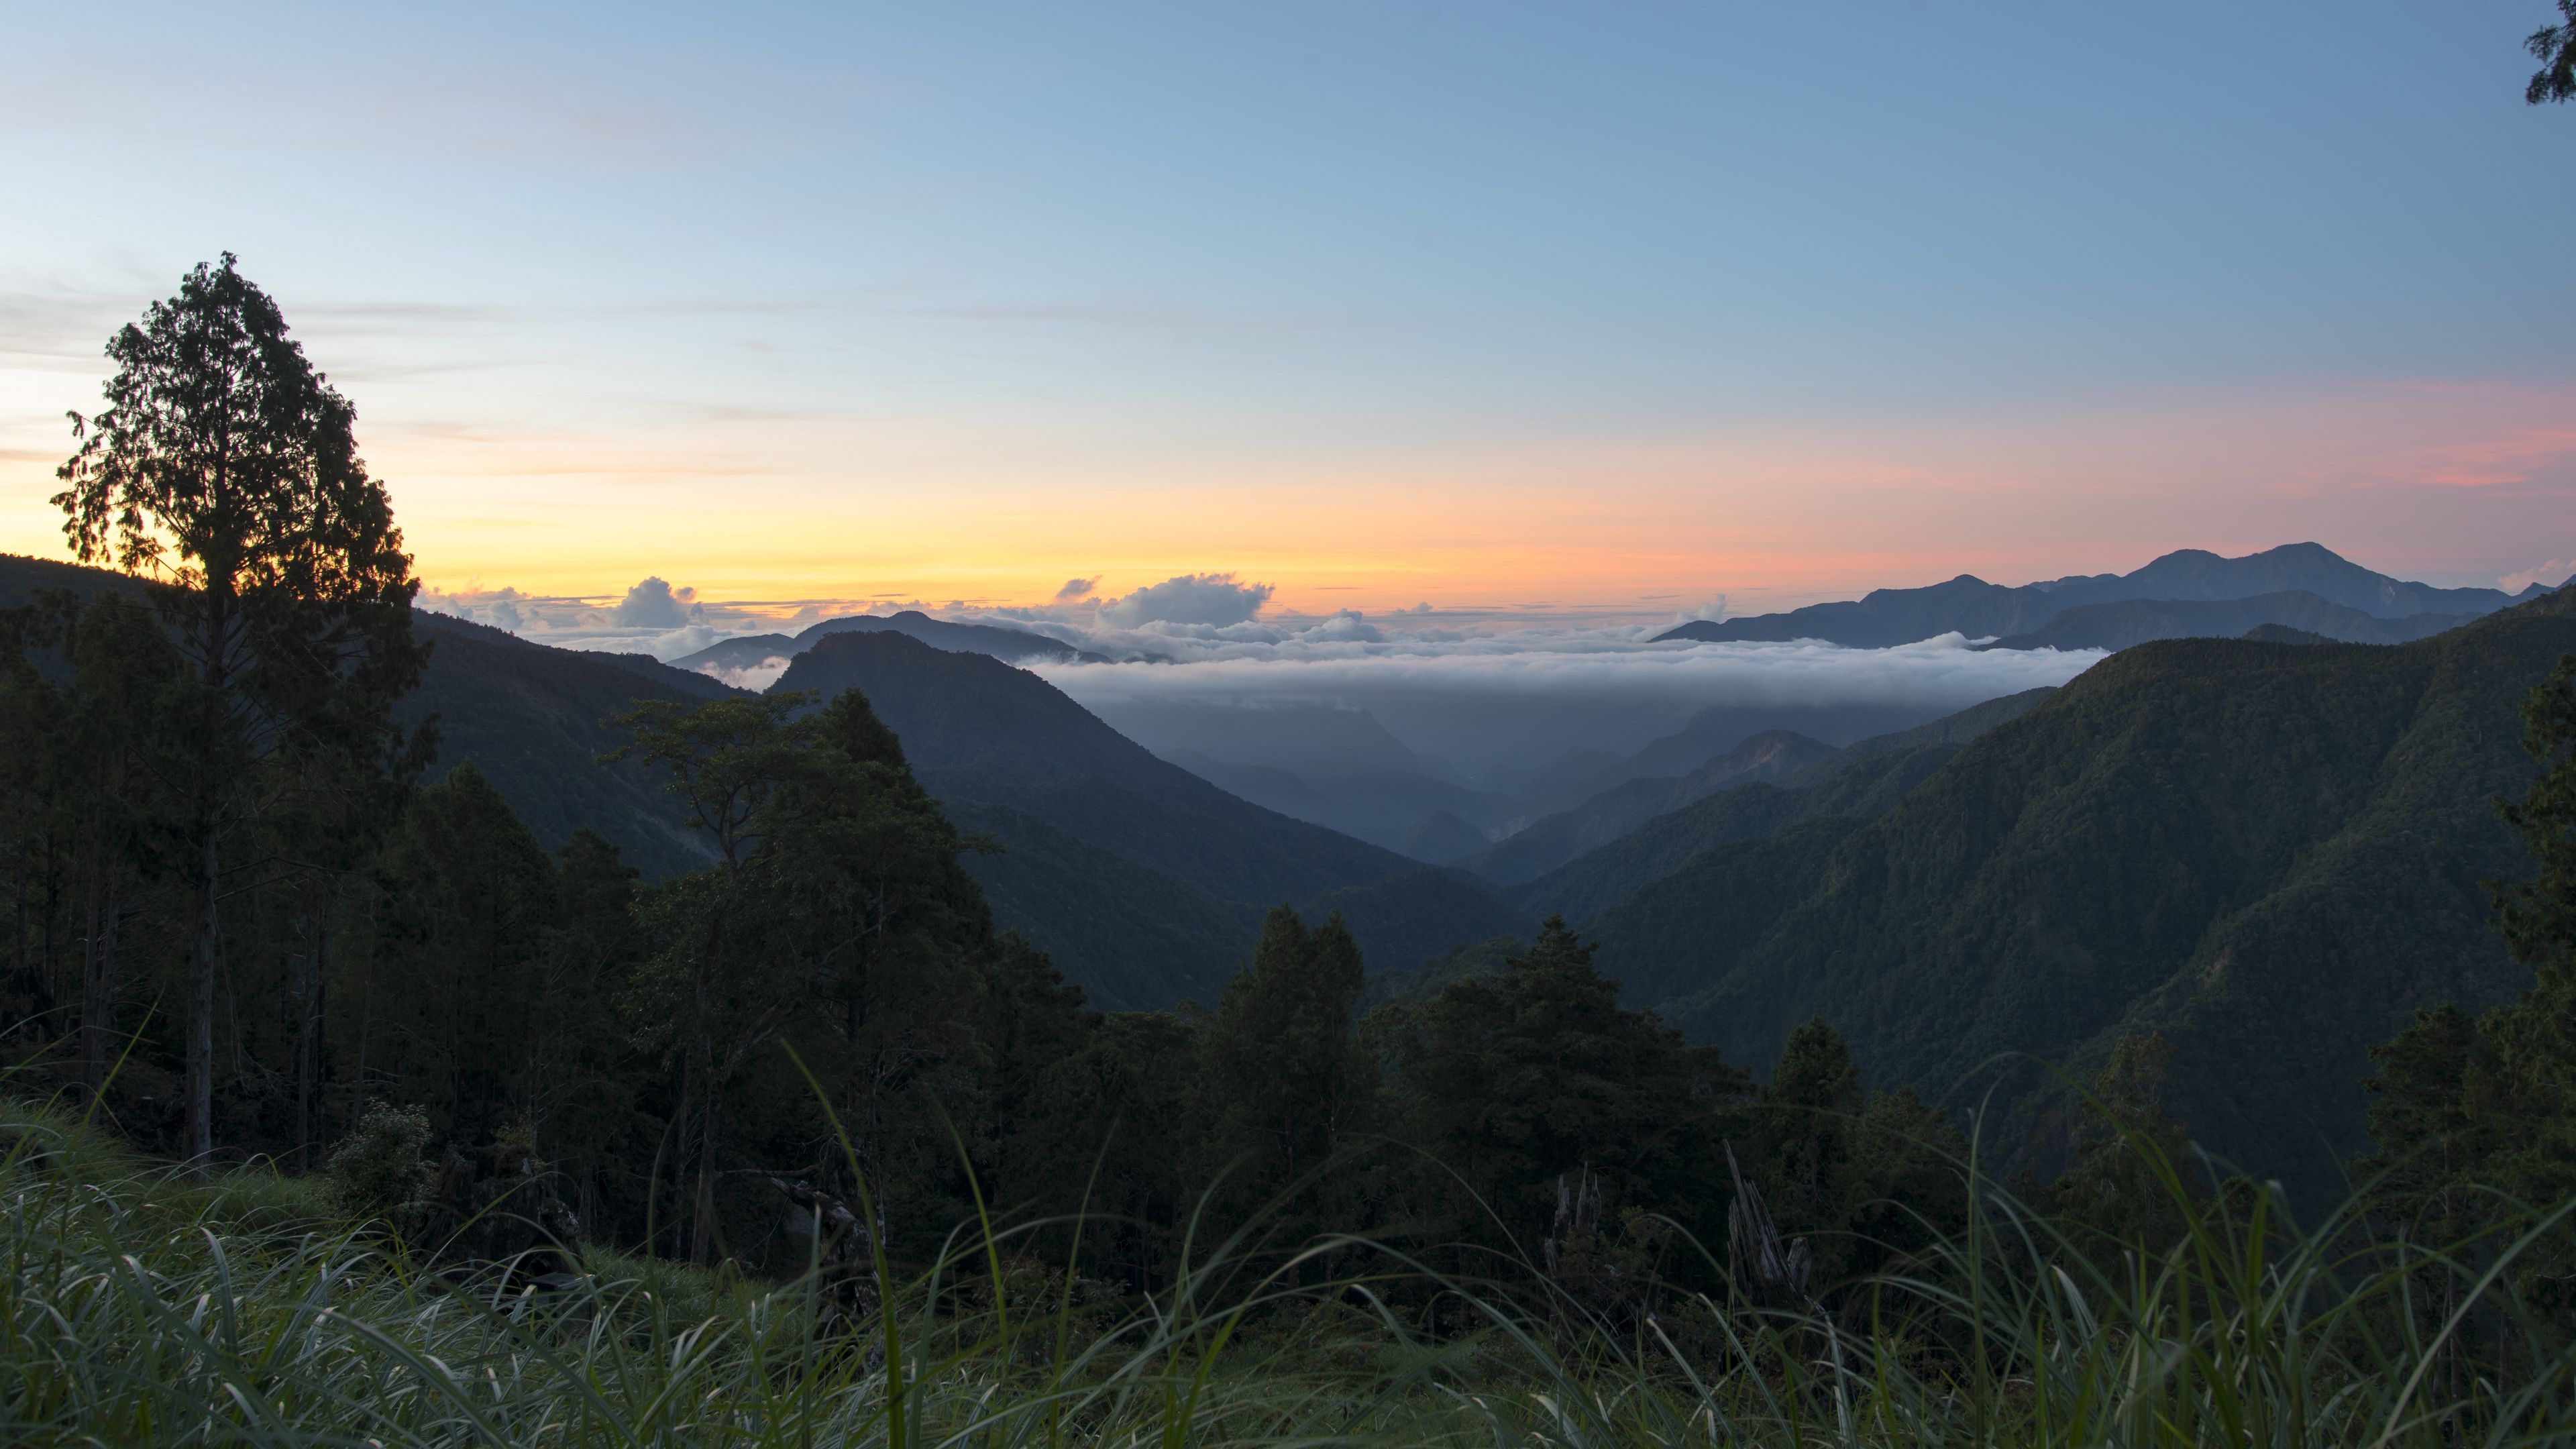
[324,1100,432,1232]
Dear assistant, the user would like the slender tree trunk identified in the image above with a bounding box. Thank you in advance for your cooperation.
[80,860,120,1097]
[690,990,722,1263]
[186,588,231,1171]
[350,947,374,1136]
[186,808,220,1167]
[292,890,330,1171]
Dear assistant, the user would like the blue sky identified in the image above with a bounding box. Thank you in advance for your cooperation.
[3,1,2570,616]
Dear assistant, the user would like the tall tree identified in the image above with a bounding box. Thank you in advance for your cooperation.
[55,256,424,1163]
[1755,1017,1862,1237]
[1374,917,1743,1261]
[1195,908,1375,1219]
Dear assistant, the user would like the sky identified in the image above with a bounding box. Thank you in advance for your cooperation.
[4,1,2574,631]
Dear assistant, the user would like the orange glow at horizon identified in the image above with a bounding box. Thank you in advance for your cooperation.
[3,374,2574,621]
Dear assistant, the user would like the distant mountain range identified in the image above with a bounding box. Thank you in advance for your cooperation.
[671,609,1136,673]
[1659,543,2550,649]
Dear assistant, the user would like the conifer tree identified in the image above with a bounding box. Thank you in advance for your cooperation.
[1377,916,1742,1255]
[1756,1016,1862,1234]
[55,256,423,1163]
[1195,907,1373,1213]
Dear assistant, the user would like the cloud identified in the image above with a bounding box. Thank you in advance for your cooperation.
[1033,630,2096,716]
[700,655,795,692]
[1676,594,1728,625]
[610,576,704,629]
[2501,559,2576,594]
[418,584,533,633]
[1098,572,1274,627]
[1053,576,1101,603]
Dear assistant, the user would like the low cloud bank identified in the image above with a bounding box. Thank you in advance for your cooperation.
[1032,629,2096,714]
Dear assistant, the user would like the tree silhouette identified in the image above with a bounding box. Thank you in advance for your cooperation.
[54,255,424,1164]
[2531,2,2576,103]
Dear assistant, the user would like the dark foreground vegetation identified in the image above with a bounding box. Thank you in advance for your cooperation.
[13,237,2576,1440]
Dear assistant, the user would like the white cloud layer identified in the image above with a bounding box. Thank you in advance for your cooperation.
[1030,627,2098,716]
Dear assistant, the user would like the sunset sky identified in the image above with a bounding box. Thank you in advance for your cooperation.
[4,1,2573,625]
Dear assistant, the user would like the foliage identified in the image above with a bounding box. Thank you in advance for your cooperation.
[1368,918,1748,1276]
[2532,1,2576,103]
[10,1089,2576,1448]
[52,254,427,1163]
[324,1098,433,1230]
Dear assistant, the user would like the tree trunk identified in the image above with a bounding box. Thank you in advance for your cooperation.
[690,995,722,1264]
[186,809,220,1167]
[350,947,374,1136]
[79,859,120,1097]
[292,894,330,1172]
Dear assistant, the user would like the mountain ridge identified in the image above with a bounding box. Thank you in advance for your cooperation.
[1596,586,2576,1197]
[1657,543,2546,649]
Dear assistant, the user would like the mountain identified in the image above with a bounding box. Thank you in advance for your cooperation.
[402,614,745,879]
[1980,590,2469,653]
[666,633,801,675]
[1656,543,2544,649]
[794,610,1119,663]
[1458,730,1838,886]
[2033,542,2544,618]
[0,555,741,880]
[1508,690,2055,926]
[1592,588,2576,1199]
[0,551,132,608]
[1395,810,1491,865]
[769,631,1527,1005]
[1656,575,2059,649]
[665,609,1128,680]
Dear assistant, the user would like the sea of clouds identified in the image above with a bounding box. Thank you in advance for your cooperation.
[420,569,2105,767]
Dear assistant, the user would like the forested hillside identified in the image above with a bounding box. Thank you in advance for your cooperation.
[1594,588,2576,1197]
[1981,590,2467,652]
[771,631,1528,1004]
[403,614,741,879]
[1507,689,2055,925]
[1459,730,1836,884]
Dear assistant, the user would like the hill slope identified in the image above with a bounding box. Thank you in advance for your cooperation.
[404,614,743,879]
[1511,690,2055,926]
[771,632,1527,1003]
[1459,731,1837,885]
[1982,590,2467,652]
[0,555,736,880]
[1597,591,2576,1197]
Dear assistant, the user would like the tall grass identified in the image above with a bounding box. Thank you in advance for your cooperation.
[3,1092,2570,1447]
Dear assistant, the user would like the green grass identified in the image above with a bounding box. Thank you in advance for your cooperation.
[3,1093,2571,1447]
